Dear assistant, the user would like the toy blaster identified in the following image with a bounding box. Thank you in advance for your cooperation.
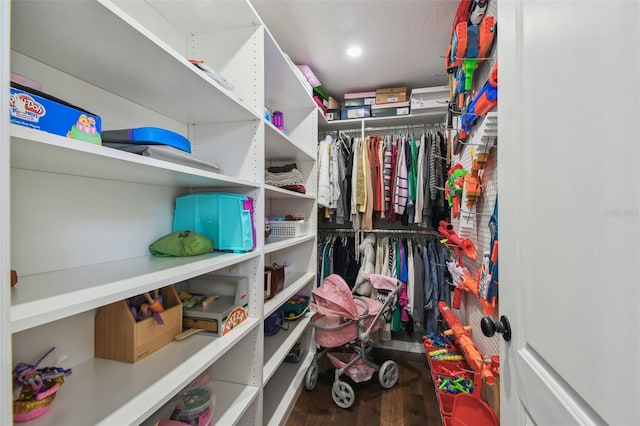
[448,259,480,308]
[478,197,498,315]
[445,0,474,72]
[449,16,496,109]
[438,301,495,388]
[438,220,478,261]
[446,163,468,218]
[461,61,498,140]
[438,302,483,373]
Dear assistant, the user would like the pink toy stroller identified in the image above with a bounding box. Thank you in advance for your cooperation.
[304,273,402,408]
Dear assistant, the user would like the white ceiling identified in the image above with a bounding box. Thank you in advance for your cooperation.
[252,0,459,101]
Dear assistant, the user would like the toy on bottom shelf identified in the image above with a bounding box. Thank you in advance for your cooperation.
[423,331,455,352]
[13,347,72,422]
[437,375,475,394]
[160,384,215,426]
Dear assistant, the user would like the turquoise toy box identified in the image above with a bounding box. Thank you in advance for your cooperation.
[173,192,256,253]
[9,83,102,145]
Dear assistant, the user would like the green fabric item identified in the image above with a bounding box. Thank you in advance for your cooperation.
[149,230,213,257]
[391,301,402,332]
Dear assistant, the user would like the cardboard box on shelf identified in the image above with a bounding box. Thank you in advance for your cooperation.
[344,91,376,107]
[340,105,371,120]
[410,86,450,111]
[371,101,410,117]
[10,83,102,145]
[326,109,341,121]
[375,86,408,104]
[328,96,340,110]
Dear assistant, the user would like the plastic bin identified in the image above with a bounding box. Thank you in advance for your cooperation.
[269,220,307,237]
[173,192,255,253]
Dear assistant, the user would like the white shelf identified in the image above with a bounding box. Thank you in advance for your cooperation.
[11,251,259,332]
[10,0,259,124]
[141,379,259,426]
[144,0,261,35]
[264,30,315,112]
[265,184,315,200]
[264,272,314,318]
[263,234,316,254]
[11,125,260,189]
[4,2,318,425]
[318,109,447,131]
[317,107,329,127]
[263,352,315,426]
[265,120,315,163]
[23,318,259,426]
[211,380,260,426]
[263,315,311,385]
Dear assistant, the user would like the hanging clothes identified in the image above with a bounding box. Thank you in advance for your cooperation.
[414,133,426,224]
[317,135,332,208]
[354,232,376,295]
[362,137,375,230]
[412,242,425,325]
[393,136,408,215]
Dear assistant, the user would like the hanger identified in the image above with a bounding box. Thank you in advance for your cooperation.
[338,130,352,154]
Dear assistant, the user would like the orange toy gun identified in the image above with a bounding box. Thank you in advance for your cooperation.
[438,220,478,261]
[449,16,496,109]
[438,301,494,387]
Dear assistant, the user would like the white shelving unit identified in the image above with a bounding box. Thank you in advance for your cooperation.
[318,109,447,132]
[2,1,317,425]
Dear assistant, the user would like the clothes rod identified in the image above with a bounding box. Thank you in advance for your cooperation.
[320,122,444,135]
[319,228,440,235]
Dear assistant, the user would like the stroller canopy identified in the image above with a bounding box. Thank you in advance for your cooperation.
[311,274,359,320]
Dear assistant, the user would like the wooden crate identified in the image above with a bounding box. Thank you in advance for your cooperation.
[95,285,182,363]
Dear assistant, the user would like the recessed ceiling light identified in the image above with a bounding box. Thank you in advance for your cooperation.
[346,45,362,58]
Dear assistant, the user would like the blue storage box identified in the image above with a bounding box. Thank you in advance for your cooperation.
[9,83,102,144]
[173,193,255,253]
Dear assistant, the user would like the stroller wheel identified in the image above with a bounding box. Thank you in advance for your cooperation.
[378,360,399,389]
[305,363,318,390]
[331,380,355,408]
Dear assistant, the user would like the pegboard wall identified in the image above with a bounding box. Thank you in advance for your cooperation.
[450,0,500,357]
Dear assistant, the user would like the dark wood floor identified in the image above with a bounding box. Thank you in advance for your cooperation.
[286,348,443,426]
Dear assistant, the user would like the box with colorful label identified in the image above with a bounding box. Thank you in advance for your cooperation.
[177,274,249,337]
[9,84,102,145]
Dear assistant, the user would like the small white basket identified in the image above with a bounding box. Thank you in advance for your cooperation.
[269,220,307,237]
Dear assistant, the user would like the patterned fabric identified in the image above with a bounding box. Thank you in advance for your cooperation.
[393,136,408,215]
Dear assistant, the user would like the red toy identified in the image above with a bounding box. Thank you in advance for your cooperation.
[438,220,478,261]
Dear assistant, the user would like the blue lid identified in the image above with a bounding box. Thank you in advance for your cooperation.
[131,127,191,153]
